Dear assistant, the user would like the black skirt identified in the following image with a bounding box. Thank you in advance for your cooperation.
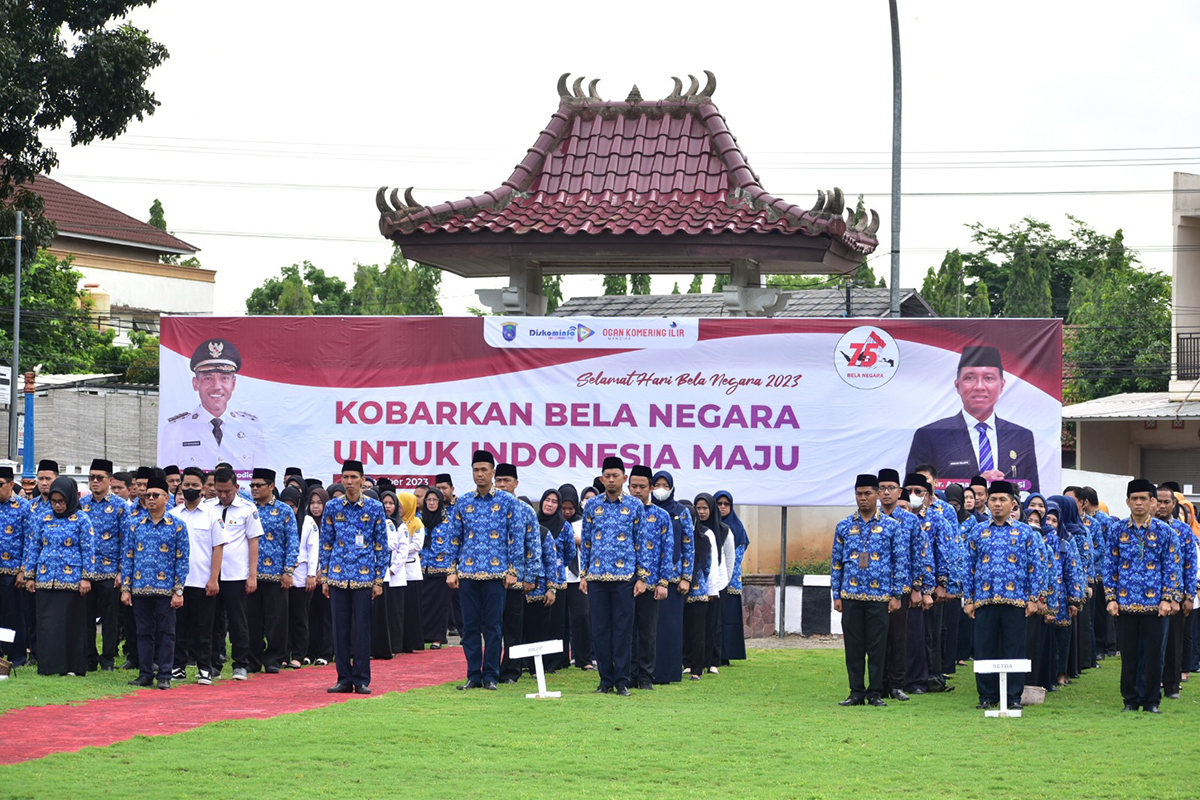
[401,582,424,653]
[36,588,88,676]
[422,576,452,644]
[371,585,394,659]
[721,591,747,662]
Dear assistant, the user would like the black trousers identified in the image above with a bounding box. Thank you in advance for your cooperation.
[1093,581,1116,654]
[330,586,373,688]
[85,577,119,669]
[589,578,635,690]
[119,599,137,667]
[631,591,659,686]
[545,589,569,671]
[566,582,593,668]
[707,591,723,670]
[385,584,405,654]
[683,600,706,675]
[499,587,526,682]
[23,579,37,660]
[306,586,333,661]
[521,597,550,674]
[287,586,313,663]
[0,573,28,665]
[841,598,889,699]
[247,579,288,671]
[210,590,227,670]
[402,581,424,653]
[1078,593,1096,669]
[1024,613,1044,687]
[883,603,907,690]
[175,587,217,674]
[924,601,945,679]
[974,604,1026,705]
[1118,611,1165,707]
[371,584,393,659]
[422,577,451,644]
[218,580,251,670]
[941,600,962,674]
[1162,611,1186,695]
[133,595,176,682]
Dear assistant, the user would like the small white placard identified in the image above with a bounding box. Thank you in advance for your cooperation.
[0,627,15,643]
[974,659,1031,674]
[510,639,564,659]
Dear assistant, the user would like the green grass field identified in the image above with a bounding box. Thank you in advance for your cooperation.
[3,647,1199,799]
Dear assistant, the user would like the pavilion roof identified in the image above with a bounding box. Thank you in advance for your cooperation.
[377,72,879,277]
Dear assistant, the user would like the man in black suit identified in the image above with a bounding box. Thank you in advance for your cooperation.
[905,345,1040,493]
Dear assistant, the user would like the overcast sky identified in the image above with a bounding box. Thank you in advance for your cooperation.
[43,0,1200,315]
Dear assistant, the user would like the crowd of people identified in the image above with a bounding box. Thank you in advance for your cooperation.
[0,452,751,696]
[832,463,1200,713]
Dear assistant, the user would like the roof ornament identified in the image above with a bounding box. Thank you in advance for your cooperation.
[667,76,683,100]
[572,76,586,99]
[403,186,419,208]
[697,70,717,98]
[625,85,643,103]
[686,74,700,97]
[557,73,572,99]
[588,79,603,101]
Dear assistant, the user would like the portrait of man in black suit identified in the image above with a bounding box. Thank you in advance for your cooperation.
[905,345,1039,493]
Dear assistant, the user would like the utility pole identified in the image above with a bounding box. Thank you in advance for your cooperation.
[889,0,902,317]
[6,212,20,461]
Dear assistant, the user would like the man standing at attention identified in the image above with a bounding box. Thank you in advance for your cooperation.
[580,456,647,697]
[209,467,261,681]
[81,458,126,671]
[962,480,1045,711]
[831,474,905,707]
[445,451,523,691]
[318,459,389,695]
[248,468,298,674]
[628,464,671,691]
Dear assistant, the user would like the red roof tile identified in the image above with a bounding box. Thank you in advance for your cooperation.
[379,73,879,257]
[28,174,198,253]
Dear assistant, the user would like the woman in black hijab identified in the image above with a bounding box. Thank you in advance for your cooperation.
[651,471,695,684]
[419,487,453,649]
[303,486,334,665]
[694,493,729,676]
[557,483,592,670]
[25,476,95,676]
[536,488,572,672]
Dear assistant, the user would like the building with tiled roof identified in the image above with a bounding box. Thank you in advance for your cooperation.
[30,174,214,340]
[551,287,933,318]
[377,72,879,316]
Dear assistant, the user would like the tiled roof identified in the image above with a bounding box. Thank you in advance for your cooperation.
[378,72,878,257]
[550,288,934,318]
[27,174,198,254]
[1063,392,1200,420]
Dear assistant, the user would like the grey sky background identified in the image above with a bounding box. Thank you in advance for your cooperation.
[43,0,1200,315]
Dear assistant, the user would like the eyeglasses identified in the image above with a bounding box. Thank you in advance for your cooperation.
[145,491,167,500]
[716,500,731,507]
[249,482,269,489]
[88,474,107,481]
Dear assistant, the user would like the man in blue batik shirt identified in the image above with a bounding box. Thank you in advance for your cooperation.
[81,458,126,672]
[0,465,30,666]
[249,467,298,674]
[628,464,671,691]
[1155,485,1195,701]
[580,456,647,697]
[831,474,904,707]
[494,463,542,685]
[319,459,388,695]
[877,468,928,702]
[446,450,523,691]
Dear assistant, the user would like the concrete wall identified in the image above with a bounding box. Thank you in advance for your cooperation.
[47,239,216,317]
[734,504,848,575]
[26,388,159,470]
[1173,173,1200,396]
[1077,419,1198,476]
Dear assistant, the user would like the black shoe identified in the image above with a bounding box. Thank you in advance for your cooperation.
[1047,684,1060,692]
[1144,704,1162,714]
[839,695,865,706]
[1008,702,1022,711]
[638,682,654,691]
[867,695,887,707]
[326,683,354,693]
[1166,692,1181,700]
[127,675,153,687]
[908,687,927,695]
[354,684,371,695]
[483,681,498,691]
[265,665,281,674]
[156,679,171,690]
[888,688,910,701]
[976,701,994,710]
[456,681,482,691]
[616,686,631,697]
[119,660,136,671]
[500,678,517,685]
[1122,703,1139,712]
[593,685,613,694]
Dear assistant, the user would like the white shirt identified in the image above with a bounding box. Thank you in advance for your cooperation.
[387,520,410,588]
[702,529,720,597]
[405,523,425,582]
[962,409,999,472]
[161,404,267,474]
[205,495,263,581]
[295,515,321,583]
[171,502,226,589]
[565,519,583,583]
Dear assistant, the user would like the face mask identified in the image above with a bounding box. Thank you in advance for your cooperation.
[909,493,924,509]
[652,487,671,502]
[182,488,202,502]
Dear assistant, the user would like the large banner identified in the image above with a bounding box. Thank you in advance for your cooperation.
[158,316,1062,506]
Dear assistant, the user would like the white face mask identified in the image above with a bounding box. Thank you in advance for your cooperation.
[652,487,672,502]
[909,493,925,509]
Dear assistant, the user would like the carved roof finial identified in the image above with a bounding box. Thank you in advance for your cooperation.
[625,84,643,103]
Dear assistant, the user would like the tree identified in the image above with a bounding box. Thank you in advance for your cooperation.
[853,259,886,288]
[1003,238,1053,318]
[277,271,315,315]
[146,198,201,266]
[630,274,651,295]
[543,274,563,313]
[712,274,729,293]
[246,262,352,315]
[0,4,169,198]
[967,281,991,317]
[603,275,627,296]
[671,282,680,294]
[687,274,704,293]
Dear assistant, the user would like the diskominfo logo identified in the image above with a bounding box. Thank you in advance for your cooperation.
[834,326,899,389]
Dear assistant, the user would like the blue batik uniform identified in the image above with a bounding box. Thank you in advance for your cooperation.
[255,498,299,581]
[0,495,30,576]
[1164,519,1192,603]
[916,505,960,593]
[1089,511,1115,580]
[318,495,389,588]
[25,507,96,590]
[580,494,647,582]
[529,529,566,601]
[121,514,189,595]
[729,540,747,594]
[830,510,906,602]
[446,489,522,581]
[80,493,126,581]
[421,519,455,575]
[1043,530,1084,626]
[640,503,674,588]
[554,522,577,582]
[963,520,1045,609]
[885,507,925,596]
[514,497,543,584]
[1105,517,1175,612]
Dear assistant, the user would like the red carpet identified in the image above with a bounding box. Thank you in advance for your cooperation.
[0,648,464,764]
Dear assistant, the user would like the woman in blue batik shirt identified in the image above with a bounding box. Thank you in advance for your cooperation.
[419,488,452,650]
[24,476,96,676]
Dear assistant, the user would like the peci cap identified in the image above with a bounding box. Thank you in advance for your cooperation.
[37,459,59,474]
[630,465,654,481]
[435,473,453,485]
[252,468,276,483]
[969,475,988,488]
[135,466,155,481]
[1127,478,1155,497]
[855,474,879,489]
[471,450,495,466]
[958,345,1003,372]
[341,460,364,476]
[495,463,518,479]
[90,458,114,474]
[903,473,931,491]
[601,456,625,473]
[163,464,180,477]
[0,466,13,481]
[987,480,1017,498]
[190,339,242,374]
[877,468,901,485]
[145,475,170,494]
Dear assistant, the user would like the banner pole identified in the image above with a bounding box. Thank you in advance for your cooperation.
[778,506,788,639]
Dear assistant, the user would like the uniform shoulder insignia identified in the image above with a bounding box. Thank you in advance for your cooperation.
[233,410,259,422]
[168,411,190,423]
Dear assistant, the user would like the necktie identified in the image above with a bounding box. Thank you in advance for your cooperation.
[211,418,223,446]
[975,422,994,472]
[222,504,229,522]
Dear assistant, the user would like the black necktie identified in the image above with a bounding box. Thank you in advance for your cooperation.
[211,418,223,446]
[222,504,229,522]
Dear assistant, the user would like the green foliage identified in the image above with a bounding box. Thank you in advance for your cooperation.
[542,274,563,312]
[1002,238,1053,318]
[0,4,169,197]
[786,557,832,575]
[766,274,836,291]
[711,274,729,293]
[629,274,651,295]
[671,282,680,294]
[602,274,627,296]
[920,249,990,317]
[90,329,159,383]
[148,199,167,231]
[967,280,991,317]
[687,274,704,293]
[246,261,351,315]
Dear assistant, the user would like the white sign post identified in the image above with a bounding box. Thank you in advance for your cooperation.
[973,659,1032,718]
[509,639,563,699]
